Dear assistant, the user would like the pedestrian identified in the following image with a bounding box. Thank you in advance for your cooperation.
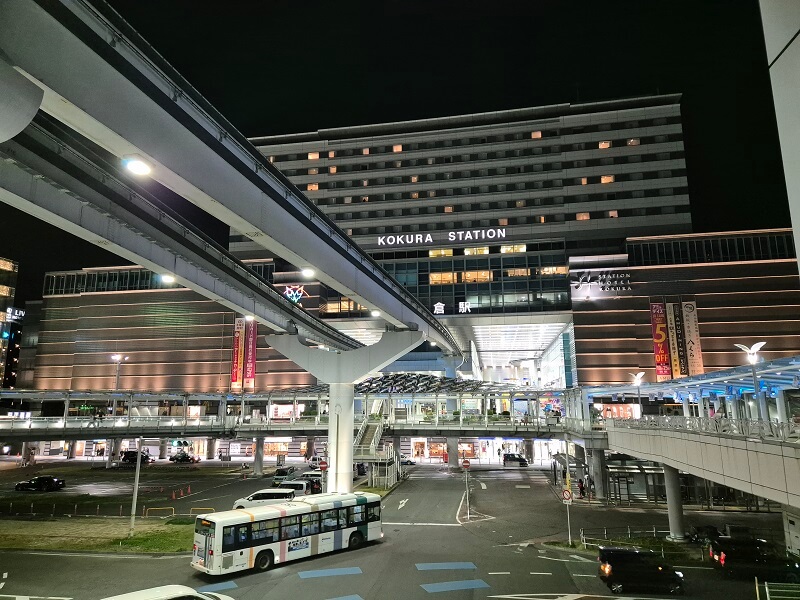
[218,449,223,461]
[497,448,502,459]
[577,479,585,498]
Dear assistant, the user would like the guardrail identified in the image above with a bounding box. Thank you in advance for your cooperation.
[608,416,800,443]
[0,415,234,437]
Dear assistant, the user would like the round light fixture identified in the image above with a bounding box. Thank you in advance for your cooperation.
[370,310,381,317]
[245,315,254,321]
[122,155,151,175]
[161,274,175,284]
[301,268,315,278]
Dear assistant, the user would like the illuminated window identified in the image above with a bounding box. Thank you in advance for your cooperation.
[268,156,275,163]
[307,183,319,191]
[531,131,542,139]
[581,177,588,185]
[500,244,527,254]
[507,268,531,277]
[329,166,337,174]
[462,271,493,283]
[429,249,454,258]
[328,151,335,158]
[428,190,436,198]
[429,272,456,284]
[601,175,615,184]
[516,200,525,208]
[444,205,454,213]
[607,209,619,218]
[308,168,319,175]
[345,229,353,235]
[498,218,508,226]
[308,152,320,160]
[464,247,489,255]
[393,144,403,153]
[410,192,419,199]
[540,266,568,275]
[627,138,640,146]
[576,212,590,221]
[536,216,545,223]
[362,148,370,155]
[410,175,419,183]
[343,197,352,204]
[599,141,612,149]
[362,179,369,186]
[361,196,369,202]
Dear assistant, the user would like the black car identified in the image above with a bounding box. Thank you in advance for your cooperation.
[503,453,529,467]
[169,451,199,463]
[121,450,154,464]
[689,525,722,544]
[709,537,800,583]
[15,475,66,491]
[598,546,684,594]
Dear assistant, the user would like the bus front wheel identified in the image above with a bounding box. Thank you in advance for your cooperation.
[348,532,364,550]
[255,550,273,571]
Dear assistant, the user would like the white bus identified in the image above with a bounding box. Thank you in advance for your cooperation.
[191,491,382,575]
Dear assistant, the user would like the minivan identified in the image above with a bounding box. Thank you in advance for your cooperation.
[276,480,314,495]
[232,488,295,509]
[298,470,323,481]
[101,584,234,600]
[121,450,153,465]
[502,453,528,467]
[272,466,297,484]
[598,546,684,594]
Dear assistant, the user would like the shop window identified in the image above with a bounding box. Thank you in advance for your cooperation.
[308,152,319,160]
[576,212,590,221]
[307,183,319,191]
[601,175,615,184]
[599,140,612,149]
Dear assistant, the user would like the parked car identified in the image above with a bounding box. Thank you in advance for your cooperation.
[709,537,800,582]
[356,463,367,476]
[121,450,154,464]
[15,475,66,491]
[276,480,315,495]
[598,546,684,594]
[273,466,298,484]
[308,455,323,468]
[400,454,415,465]
[101,584,235,600]
[689,525,722,544]
[232,488,295,509]
[168,451,199,464]
[298,469,323,481]
[503,453,529,467]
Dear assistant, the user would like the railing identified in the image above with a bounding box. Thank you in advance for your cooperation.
[0,415,233,436]
[563,417,605,434]
[388,413,565,429]
[608,416,800,443]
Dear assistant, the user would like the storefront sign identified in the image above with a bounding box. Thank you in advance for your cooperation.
[243,319,257,391]
[681,301,704,376]
[649,303,672,382]
[666,303,689,378]
[377,228,506,247]
[5,307,24,323]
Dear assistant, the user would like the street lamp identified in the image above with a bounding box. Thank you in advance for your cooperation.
[734,342,766,421]
[111,354,129,391]
[630,372,645,418]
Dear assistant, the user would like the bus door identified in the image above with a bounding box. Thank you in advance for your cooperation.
[223,524,251,571]
[194,519,215,570]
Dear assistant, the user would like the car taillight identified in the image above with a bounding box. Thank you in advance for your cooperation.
[600,563,611,575]
[209,550,214,555]
[193,544,197,551]
[709,547,713,558]
[719,552,726,566]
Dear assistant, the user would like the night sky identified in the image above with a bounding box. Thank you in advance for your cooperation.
[0,0,790,306]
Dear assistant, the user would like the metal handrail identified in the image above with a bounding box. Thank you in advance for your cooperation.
[608,416,800,443]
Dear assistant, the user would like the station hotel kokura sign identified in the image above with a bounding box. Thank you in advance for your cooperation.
[376,227,507,247]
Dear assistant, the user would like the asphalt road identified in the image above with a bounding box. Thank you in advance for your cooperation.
[0,463,776,599]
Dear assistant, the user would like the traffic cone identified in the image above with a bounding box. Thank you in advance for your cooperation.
[171,490,176,500]
[180,488,184,497]
[187,485,191,494]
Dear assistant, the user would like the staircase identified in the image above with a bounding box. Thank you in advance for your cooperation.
[353,419,389,462]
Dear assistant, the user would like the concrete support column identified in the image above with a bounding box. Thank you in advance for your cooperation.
[573,444,586,481]
[681,395,691,417]
[205,437,216,460]
[446,437,459,468]
[712,396,721,417]
[392,436,402,457]
[328,383,355,493]
[758,392,770,423]
[159,439,168,460]
[63,399,70,421]
[777,390,789,424]
[589,449,607,500]
[67,441,77,459]
[106,438,121,468]
[254,436,265,476]
[664,465,686,541]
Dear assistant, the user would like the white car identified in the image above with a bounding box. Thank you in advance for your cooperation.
[101,585,234,600]
[232,488,295,509]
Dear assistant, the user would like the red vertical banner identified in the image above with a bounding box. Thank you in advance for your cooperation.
[243,319,257,391]
[650,303,672,382]
[230,318,245,391]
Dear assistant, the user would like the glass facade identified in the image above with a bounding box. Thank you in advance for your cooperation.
[628,231,796,266]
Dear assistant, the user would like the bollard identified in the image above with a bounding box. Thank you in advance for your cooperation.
[97,504,100,516]
[52,503,55,517]
[30,502,33,515]
[119,504,122,517]
[74,503,78,516]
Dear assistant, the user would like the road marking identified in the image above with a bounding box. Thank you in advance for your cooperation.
[570,554,595,562]
[674,565,714,570]
[488,572,510,575]
[416,562,477,571]
[515,485,531,489]
[420,579,489,593]
[197,581,238,592]
[298,567,362,579]
[539,556,570,562]
[191,495,227,502]
[0,596,72,599]
[17,551,185,560]
[479,481,487,490]
[326,596,364,600]
[384,522,460,527]
[398,499,409,510]
[529,572,553,575]
[572,573,596,577]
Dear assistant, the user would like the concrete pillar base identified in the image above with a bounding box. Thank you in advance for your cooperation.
[666,535,688,543]
[254,437,265,476]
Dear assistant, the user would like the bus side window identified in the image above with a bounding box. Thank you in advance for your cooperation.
[367,502,380,522]
[253,519,279,543]
[321,509,338,532]
[338,508,348,529]
[281,516,299,540]
[349,505,365,525]
[301,513,319,536]
[237,525,249,548]
[222,526,236,553]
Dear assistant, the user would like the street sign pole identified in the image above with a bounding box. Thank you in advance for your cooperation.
[462,458,471,520]
[566,496,572,546]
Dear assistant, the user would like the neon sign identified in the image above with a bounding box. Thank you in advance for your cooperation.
[283,285,308,304]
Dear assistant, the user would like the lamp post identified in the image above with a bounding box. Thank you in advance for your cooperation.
[734,342,766,421]
[111,354,129,391]
[630,372,645,418]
